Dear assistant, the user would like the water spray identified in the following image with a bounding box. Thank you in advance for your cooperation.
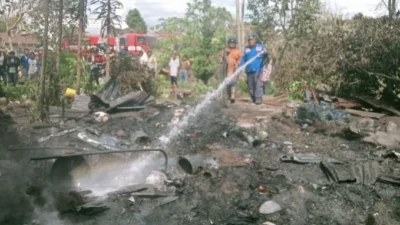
[163,51,264,145]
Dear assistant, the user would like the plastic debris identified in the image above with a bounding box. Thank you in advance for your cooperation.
[296,101,349,124]
[38,127,80,143]
[262,222,276,225]
[259,200,282,215]
[94,112,110,122]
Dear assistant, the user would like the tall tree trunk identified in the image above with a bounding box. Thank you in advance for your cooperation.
[55,0,64,101]
[38,0,51,120]
[105,32,110,79]
[271,40,289,78]
[76,19,83,94]
[392,0,397,17]
[388,0,396,19]
[105,0,111,80]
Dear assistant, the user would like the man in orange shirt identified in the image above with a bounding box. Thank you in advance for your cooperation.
[220,37,242,103]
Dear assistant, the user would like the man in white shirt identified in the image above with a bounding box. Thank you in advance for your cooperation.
[169,52,180,93]
[147,50,157,74]
[139,50,148,65]
[28,52,39,79]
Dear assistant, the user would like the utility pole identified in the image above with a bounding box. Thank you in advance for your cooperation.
[236,0,241,50]
[241,0,245,49]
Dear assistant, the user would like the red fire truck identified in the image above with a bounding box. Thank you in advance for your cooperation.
[117,33,150,55]
[62,35,116,56]
[63,33,150,57]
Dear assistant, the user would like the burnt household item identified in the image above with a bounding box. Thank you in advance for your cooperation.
[178,155,204,174]
[108,184,154,195]
[375,149,400,159]
[320,162,355,183]
[145,170,169,191]
[320,161,380,185]
[95,77,121,104]
[76,198,110,215]
[378,174,400,185]
[49,156,91,191]
[154,196,179,207]
[351,161,380,185]
[88,77,121,111]
[235,131,262,147]
[281,153,342,164]
[106,91,155,113]
[77,131,120,151]
[131,130,151,144]
[38,127,80,143]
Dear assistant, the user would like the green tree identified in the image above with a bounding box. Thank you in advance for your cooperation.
[126,9,147,33]
[38,0,51,120]
[91,0,123,79]
[0,0,37,51]
[155,17,186,32]
[156,0,233,83]
[247,0,321,75]
[68,0,89,94]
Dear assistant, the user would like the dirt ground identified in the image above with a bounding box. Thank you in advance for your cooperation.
[1,99,400,225]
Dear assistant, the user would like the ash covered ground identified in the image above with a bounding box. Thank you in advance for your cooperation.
[1,100,400,225]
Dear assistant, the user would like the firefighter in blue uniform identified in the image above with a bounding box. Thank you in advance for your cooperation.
[240,34,268,105]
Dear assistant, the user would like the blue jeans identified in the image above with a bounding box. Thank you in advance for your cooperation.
[247,71,263,102]
[179,69,187,83]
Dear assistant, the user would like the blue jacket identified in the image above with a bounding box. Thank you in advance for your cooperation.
[240,43,268,73]
[21,55,29,70]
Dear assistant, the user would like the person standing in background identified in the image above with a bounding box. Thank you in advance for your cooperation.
[169,52,180,93]
[179,55,190,83]
[5,51,20,86]
[240,34,268,105]
[147,50,157,75]
[0,50,7,84]
[28,52,39,79]
[119,45,128,56]
[20,49,30,79]
[139,50,148,65]
[220,37,242,104]
[262,57,272,95]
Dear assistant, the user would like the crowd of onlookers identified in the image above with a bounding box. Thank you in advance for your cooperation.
[0,49,40,86]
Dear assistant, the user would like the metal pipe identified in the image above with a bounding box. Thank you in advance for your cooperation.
[8,147,168,171]
[8,147,91,151]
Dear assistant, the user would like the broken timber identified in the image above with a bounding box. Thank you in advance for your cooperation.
[357,96,400,117]
[345,109,386,119]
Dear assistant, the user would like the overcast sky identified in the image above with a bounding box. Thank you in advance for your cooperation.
[87,0,386,34]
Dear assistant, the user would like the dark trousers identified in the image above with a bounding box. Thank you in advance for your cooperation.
[0,70,6,84]
[247,71,263,102]
[8,73,17,86]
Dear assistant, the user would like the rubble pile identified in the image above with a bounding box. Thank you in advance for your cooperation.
[110,56,156,96]
[285,92,400,148]
[1,89,400,225]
